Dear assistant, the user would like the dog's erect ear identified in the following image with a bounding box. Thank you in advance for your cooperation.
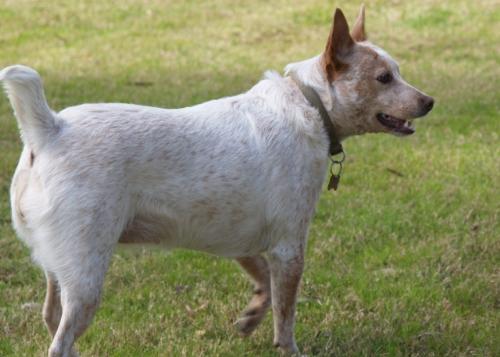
[351,4,367,42]
[323,8,355,82]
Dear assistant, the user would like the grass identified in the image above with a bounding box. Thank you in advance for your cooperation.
[0,0,498,355]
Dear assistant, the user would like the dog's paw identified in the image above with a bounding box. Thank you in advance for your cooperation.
[48,345,79,357]
[273,340,302,356]
[235,288,271,336]
[234,306,268,336]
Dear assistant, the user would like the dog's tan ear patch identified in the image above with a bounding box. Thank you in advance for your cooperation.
[323,8,355,82]
[351,4,367,42]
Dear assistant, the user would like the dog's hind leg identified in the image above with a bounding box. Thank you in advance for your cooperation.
[43,272,62,337]
[44,272,80,357]
[44,199,128,357]
[234,255,271,336]
[268,240,304,355]
[48,245,113,357]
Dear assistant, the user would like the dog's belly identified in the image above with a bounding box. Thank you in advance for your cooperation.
[119,209,270,257]
[119,185,271,257]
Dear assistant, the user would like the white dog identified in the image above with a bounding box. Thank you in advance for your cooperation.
[1,6,433,356]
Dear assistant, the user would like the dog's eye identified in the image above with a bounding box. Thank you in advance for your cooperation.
[376,72,393,84]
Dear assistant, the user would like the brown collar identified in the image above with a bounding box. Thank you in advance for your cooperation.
[289,73,343,156]
[290,74,345,190]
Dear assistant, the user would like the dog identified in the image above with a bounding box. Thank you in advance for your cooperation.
[1,6,433,356]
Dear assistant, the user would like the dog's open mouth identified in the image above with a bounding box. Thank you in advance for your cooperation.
[376,113,415,135]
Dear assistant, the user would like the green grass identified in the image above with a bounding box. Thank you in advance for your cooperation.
[0,0,499,355]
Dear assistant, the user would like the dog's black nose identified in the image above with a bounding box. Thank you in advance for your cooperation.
[425,97,434,112]
[419,95,434,115]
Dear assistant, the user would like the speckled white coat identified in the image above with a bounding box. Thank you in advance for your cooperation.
[3,61,331,356]
[7,65,330,263]
[1,7,433,356]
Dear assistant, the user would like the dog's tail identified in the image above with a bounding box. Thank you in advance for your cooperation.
[0,65,58,151]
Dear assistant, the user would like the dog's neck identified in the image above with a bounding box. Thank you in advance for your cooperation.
[285,55,354,141]
[289,73,343,156]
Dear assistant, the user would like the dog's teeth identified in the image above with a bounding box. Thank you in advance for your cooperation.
[405,120,414,129]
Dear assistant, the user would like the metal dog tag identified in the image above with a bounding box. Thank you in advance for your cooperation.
[328,174,340,191]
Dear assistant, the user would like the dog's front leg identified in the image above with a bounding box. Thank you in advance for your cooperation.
[268,240,304,355]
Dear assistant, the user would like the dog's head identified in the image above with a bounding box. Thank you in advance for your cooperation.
[319,6,434,137]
